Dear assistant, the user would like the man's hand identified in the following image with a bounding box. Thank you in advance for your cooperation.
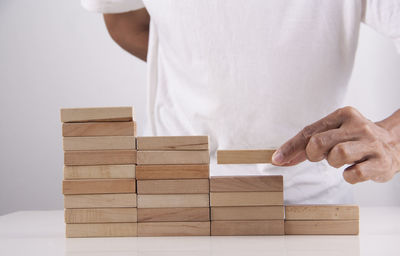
[272,106,400,184]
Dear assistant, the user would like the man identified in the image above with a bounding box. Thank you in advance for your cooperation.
[82,0,400,204]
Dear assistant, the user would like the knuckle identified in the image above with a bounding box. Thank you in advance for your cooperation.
[339,106,359,119]
[359,124,374,137]
[301,125,315,140]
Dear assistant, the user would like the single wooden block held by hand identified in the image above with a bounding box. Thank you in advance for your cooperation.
[210,192,283,206]
[137,179,209,194]
[63,136,136,151]
[211,206,284,221]
[285,205,359,220]
[60,107,133,123]
[64,194,137,208]
[136,165,209,180]
[62,179,135,195]
[138,222,210,237]
[65,208,137,223]
[284,220,359,235]
[137,136,209,151]
[211,220,284,236]
[137,151,209,165]
[210,176,283,192]
[138,207,210,222]
[62,122,136,137]
[137,194,209,208]
[64,150,137,166]
[217,149,275,164]
[64,165,135,180]
[66,223,137,237]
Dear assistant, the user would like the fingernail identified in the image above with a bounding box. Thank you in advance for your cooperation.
[272,150,284,165]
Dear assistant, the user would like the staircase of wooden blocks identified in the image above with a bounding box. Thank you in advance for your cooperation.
[60,106,359,237]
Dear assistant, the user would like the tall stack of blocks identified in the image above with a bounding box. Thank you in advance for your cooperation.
[60,106,359,237]
[61,107,138,237]
[136,136,211,236]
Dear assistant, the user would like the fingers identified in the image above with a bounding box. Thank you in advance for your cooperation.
[343,161,371,184]
[305,128,355,162]
[326,141,374,168]
[272,107,355,166]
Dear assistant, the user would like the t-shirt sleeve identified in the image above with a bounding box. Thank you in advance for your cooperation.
[81,0,145,13]
[362,0,400,53]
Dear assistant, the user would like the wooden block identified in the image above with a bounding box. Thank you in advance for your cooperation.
[285,205,359,220]
[137,179,209,194]
[210,176,283,192]
[138,207,210,222]
[137,136,208,151]
[137,151,209,165]
[62,121,136,137]
[62,179,135,195]
[64,194,137,208]
[217,149,275,164]
[138,222,210,237]
[211,220,284,236]
[65,208,137,223]
[63,165,135,179]
[137,194,209,208]
[63,136,135,151]
[60,107,133,123]
[210,192,283,206]
[284,220,359,235]
[136,164,209,180]
[211,206,284,220]
[64,150,137,166]
[66,223,137,237]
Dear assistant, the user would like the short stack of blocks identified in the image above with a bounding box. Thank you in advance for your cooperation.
[284,205,359,235]
[61,107,138,237]
[136,136,211,236]
[210,176,284,235]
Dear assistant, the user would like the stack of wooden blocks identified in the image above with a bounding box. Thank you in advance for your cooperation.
[61,107,138,237]
[59,106,359,237]
[210,176,284,235]
[136,136,211,236]
[284,205,359,235]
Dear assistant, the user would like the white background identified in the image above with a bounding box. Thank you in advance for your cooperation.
[0,0,399,215]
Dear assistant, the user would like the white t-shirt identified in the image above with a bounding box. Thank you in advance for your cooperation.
[82,0,400,204]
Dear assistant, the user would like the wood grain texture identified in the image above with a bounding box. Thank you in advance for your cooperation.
[136,164,209,180]
[137,179,209,194]
[65,208,137,223]
[63,136,135,151]
[211,220,284,236]
[62,179,135,195]
[62,121,136,137]
[138,207,210,222]
[60,107,133,123]
[285,205,359,220]
[136,136,208,151]
[137,194,209,208]
[64,150,137,166]
[63,165,135,179]
[211,206,284,220]
[217,149,275,164]
[138,222,210,237]
[210,176,283,192]
[284,220,359,235]
[64,194,137,208]
[210,192,283,206]
[137,151,209,165]
[66,223,137,237]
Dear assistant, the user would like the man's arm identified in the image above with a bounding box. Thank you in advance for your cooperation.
[272,107,400,184]
[103,8,150,61]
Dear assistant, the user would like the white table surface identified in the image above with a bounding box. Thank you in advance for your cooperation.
[0,207,399,256]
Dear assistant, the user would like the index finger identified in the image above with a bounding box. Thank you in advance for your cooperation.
[272,108,349,166]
